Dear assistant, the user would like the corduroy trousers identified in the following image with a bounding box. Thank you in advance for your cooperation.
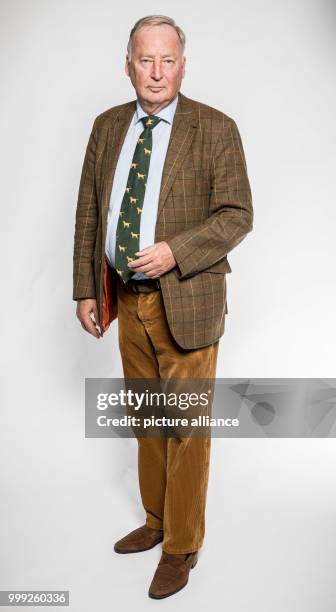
[116,277,219,554]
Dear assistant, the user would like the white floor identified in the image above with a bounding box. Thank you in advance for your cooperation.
[2,430,336,612]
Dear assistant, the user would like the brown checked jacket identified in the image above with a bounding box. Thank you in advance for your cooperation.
[73,91,253,349]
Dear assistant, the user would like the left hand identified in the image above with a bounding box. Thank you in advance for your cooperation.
[127,241,176,278]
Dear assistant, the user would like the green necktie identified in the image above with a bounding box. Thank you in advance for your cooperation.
[115,114,162,283]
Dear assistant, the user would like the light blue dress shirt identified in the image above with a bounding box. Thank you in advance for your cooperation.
[105,94,178,280]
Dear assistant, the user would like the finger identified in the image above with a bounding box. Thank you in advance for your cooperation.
[129,261,156,272]
[135,245,155,255]
[92,306,100,328]
[80,316,100,338]
[128,256,153,268]
[132,252,153,261]
[134,265,159,276]
[90,315,102,337]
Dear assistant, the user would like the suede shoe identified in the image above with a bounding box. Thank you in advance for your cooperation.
[148,550,198,599]
[114,524,163,554]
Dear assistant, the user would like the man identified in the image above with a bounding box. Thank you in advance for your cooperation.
[73,14,253,599]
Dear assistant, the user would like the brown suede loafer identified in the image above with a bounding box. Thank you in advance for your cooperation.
[148,550,198,599]
[114,524,163,554]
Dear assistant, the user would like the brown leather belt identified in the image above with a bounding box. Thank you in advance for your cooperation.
[117,274,161,294]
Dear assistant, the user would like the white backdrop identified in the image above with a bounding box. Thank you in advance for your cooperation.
[1,1,336,610]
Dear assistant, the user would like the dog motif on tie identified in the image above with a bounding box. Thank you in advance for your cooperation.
[115,114,162,283]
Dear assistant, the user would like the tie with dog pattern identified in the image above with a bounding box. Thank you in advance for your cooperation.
[115,114,162,283]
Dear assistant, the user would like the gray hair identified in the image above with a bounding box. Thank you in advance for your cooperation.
[127,15,186,60]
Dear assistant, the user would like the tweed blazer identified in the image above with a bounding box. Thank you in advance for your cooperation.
[73,91,253,349]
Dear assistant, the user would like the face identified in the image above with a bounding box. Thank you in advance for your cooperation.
[125,24,186,113]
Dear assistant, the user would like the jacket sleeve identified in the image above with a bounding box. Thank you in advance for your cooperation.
[165,117,253,279]
[72,118,99,300]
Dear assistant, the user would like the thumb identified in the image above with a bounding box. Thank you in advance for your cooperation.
[92,303,100,327]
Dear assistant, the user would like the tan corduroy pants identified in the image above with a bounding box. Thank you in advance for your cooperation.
[116,278,219,554]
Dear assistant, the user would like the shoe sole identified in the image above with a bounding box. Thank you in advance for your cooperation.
[148,556,198,599]
[114,537,163,554]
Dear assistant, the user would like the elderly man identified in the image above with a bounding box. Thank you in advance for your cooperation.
[73,14,253,599]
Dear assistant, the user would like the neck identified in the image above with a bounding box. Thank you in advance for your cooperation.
[138,93,178,115]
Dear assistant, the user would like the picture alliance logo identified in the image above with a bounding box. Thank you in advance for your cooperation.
[96,389,212,411]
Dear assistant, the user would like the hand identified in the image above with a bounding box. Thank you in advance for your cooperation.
[127,241,176,277]
[76,298,101,339]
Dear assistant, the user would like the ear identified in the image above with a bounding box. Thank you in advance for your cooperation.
[125,55,130,77]
[182,56,186,78]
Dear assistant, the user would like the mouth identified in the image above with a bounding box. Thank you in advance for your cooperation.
[148,86,164,92]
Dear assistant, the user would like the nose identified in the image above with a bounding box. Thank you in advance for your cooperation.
[150,59,163,81]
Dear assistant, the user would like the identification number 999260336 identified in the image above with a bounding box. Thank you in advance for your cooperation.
[0,591,69,606]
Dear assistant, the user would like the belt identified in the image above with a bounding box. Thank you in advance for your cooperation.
[117,274,161,294]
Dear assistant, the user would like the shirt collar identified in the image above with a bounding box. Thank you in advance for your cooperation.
[135,94,179,126]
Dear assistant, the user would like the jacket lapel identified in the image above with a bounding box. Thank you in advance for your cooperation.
[156,92,198,219]
[101,101,136,218]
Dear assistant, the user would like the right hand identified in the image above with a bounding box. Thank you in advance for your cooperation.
[76,298,101,339]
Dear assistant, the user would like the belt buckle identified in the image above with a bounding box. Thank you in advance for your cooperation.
[149,279,160,291]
